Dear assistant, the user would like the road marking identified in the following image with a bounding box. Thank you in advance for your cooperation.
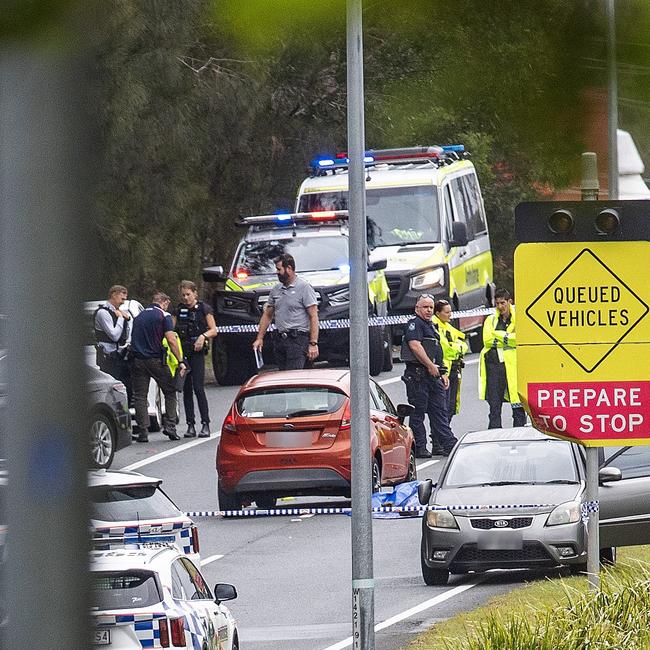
[416,459,440,470]
[321,574,487,650]
[122,434,220,472]
[200,554,224,566]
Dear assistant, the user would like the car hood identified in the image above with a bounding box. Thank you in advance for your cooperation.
[232,268,350,291]
[369,243,445,273]
[433,483,582,514]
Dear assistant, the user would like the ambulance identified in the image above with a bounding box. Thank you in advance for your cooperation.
[296,145,495,350]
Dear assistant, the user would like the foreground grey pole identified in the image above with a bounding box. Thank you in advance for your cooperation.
[347,0,375,647]
[581,152,600,589]
[606,0,619,200]
[1,52,91,647]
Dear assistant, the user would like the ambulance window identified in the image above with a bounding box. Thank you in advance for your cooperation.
[450,177,474,239]
[462,174,487,236]
[443,185,454,242]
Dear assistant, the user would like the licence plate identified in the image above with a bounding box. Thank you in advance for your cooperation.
[477,531,523,550]
[265,431,313,448]
[93,629,111,645]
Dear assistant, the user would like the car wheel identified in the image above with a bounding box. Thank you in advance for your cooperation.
[371,457,382,493]
[89,412,116,469]
[600,547,617,566]
[382,325,393,372]
[213,337,255,386]
[368,324,384,376]
[218,484,243,511]
[421,538,449,585]
[405,446,417,482]
[255,495,277,509]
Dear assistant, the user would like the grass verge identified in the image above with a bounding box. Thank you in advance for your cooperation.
[405,546,650,650]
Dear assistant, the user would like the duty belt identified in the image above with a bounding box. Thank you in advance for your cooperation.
[278,329,309,339]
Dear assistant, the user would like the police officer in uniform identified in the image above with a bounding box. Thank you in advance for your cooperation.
[253,253,319,370]
[401,294,458,458]
[94,284,132,402]
[174,280,217,438]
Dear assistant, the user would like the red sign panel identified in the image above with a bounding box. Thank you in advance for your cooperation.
[527,381,650,445]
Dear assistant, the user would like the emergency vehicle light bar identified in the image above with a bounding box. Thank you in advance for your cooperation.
[238,210,349,226]
[310,145,466,173]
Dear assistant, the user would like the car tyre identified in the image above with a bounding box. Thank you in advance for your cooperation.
[421,539,449,585]
[217,484,243,512]
[404,446,417,482]
[368,324,384,376]
[600,547,617,566]
[382,325,394,372]
[255,495,277,510]
[371,457,382,493]
[213,337,255,386]
[89,412,116,469]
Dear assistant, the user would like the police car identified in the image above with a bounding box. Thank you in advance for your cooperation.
[297,145,495,351]
[91,544,238,649]
[203,211,391,385]
[90,470,200,565]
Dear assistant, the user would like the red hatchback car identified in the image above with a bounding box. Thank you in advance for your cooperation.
[216,369,417,510]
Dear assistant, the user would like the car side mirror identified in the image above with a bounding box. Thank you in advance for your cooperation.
[203,265,226,282]
[418,479,433,505]
[396,403,414,424]
[448,222,468,248]
[368,258,387,272]
[214,583,237,604]
[598,466,622,484]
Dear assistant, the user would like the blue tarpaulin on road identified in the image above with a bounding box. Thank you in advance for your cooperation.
[369,480,423,518]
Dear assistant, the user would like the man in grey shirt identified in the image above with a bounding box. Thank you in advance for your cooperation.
[253,253,319,370]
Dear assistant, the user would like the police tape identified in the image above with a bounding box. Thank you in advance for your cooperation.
[185,502,556,518]
[214,307,494,334]
[580,500,599,524]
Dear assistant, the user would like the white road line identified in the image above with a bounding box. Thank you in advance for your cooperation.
[378,376,402,386]
[321,575,487,650]
[200,554,224,566]
[122,434,220,472]
[416,459,440,470]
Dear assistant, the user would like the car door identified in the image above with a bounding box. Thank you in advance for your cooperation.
[369,380,401,479]
[599,446,650,548]
[375,381,410,476]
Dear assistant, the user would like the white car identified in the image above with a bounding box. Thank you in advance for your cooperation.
[91,544,239,649]
[90,470,200,565]
[85,299,178,432]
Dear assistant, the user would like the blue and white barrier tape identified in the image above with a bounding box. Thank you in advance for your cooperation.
[186,502,555,518]
[580,500,599,524]
[215,307,494,334]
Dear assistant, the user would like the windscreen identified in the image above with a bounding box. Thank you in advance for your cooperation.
[443,439,579,488]
[234,236,349,276]
[92,570,161,610]
[237,387,346,419]
[91,485,180,522]
[298,186,440,248]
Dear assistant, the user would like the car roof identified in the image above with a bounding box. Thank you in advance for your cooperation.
[460,427,567,445]
[90,545,177,571]
[88,469,162,488]
[242,368,351,392]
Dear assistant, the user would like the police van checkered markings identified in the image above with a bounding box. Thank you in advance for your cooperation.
[214,307,494,334]
[95,612,167,648]
[93,520,195,555]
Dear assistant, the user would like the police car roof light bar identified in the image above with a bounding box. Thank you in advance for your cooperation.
[238,210,349,226]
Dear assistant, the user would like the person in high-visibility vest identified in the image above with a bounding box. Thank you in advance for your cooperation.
[433,300,468,422]
[478,288,527,428]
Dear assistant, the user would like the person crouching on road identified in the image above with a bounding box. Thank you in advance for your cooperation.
[174,280,217,438]
[130,291,186,443]
[252,253,319,371]
[433,300,468,423]
[479,288,527,428]
[401,294,458,458]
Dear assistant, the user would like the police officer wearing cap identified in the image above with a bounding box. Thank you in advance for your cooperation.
[401,294,458,458]
[253,253,319,370]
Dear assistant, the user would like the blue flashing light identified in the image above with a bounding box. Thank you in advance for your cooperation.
[363,155,375,164]
[442,144,465,153]
[276,213,292,222]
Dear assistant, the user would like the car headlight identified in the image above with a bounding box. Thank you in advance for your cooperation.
[425,509,458,529]
[545,501,581,526]
[410,267,445,291]
[329,288,350,304]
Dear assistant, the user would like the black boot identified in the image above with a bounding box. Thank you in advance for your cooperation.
[199,423,211,438]
[184,424,197,438]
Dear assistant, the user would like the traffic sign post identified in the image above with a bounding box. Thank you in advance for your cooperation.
[515,200,650,588]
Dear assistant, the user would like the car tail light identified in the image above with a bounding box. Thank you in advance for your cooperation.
[170,616,186,646]
[191,525,200,553]
[222,412,238,434]
[111,382,127,395]
[159,619,170,647]
[340,402,351,431]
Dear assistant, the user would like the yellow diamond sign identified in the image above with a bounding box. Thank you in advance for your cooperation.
[526,247,649,372]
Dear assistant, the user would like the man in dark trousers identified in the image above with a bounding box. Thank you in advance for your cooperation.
[401,294,458,458]
[252,253,319,370]
[130,291,185,443]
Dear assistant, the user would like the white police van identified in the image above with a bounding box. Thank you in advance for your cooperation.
[297,145,495,350]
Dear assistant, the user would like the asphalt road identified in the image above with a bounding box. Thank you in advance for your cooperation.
[113,355,565,650]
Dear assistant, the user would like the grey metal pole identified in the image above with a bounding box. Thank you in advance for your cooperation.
[346,0,375,648]
[1,52,91,647]
[581,152,600,589]
[607,0,619,200]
